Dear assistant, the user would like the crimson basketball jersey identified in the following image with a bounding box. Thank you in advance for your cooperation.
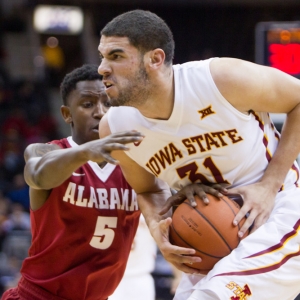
[20,137,140,300]
[107,58,299,191]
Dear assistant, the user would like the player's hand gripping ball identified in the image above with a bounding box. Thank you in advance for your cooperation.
[169,194,249,274]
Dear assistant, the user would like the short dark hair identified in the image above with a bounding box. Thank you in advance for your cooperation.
[60,64,102,105]
[101,10,175,65]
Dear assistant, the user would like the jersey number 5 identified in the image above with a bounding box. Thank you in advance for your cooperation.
[90,216,117,249]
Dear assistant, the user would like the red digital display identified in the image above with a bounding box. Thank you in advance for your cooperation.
[269,44,300,75]
[255,22,300,78]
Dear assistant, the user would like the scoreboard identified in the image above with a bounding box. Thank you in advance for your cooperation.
[255,21,300,78]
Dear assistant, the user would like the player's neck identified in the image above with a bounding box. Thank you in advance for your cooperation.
[138,69,174,120]
[98,161,107,169]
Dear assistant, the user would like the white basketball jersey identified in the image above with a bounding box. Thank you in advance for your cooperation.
[107,58,299,191]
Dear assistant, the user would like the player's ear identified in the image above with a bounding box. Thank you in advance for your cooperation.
[61,105,72,124]
[147,49,165,69]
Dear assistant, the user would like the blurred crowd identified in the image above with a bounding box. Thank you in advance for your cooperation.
[0,50,59,295]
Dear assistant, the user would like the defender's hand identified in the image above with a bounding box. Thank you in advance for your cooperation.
[159,183,229,215]
[80,130,144,164]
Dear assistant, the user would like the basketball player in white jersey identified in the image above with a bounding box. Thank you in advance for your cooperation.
[97,9,300,300]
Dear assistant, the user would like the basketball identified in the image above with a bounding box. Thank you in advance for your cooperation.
[169,194,248,274]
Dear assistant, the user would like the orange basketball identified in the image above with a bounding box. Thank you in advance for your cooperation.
[169,194,248,274]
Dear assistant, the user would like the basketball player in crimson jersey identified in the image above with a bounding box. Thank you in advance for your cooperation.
[98,10,300,300]
[0,64,215,300]
[1,64,222,300]
[1,64,145,300]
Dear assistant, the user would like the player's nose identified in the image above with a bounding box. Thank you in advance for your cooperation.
[93,103,105,119]
[98,59,110,76]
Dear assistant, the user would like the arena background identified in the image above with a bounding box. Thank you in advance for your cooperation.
[0,0,299,299]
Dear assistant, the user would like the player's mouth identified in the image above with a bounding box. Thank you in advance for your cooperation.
[92,124,100,132]
[103,80,114,90]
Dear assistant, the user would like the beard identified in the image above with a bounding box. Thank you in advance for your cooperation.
[108,62,151,107]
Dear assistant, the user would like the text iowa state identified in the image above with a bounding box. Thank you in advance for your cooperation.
[146,129,243,176]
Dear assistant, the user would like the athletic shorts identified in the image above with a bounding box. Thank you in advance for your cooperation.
[1,277,110,300]
[1,287,20,300]
[1,277,67,300]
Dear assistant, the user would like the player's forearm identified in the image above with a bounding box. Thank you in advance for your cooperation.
[24,147,89,190]
[261,103,300,190]
[137,189,172,234]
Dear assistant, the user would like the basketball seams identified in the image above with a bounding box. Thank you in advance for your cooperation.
[169,194,247,274]
[182,201,234,252]
[170,222,225,259]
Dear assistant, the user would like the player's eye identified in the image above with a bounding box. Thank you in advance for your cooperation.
[82,102,93,108]
[104,101,112,108]
[113,54,121,60]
